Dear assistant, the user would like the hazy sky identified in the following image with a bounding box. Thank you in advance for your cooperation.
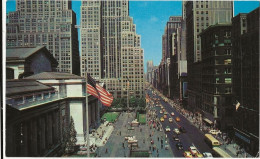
[6,0,259,72]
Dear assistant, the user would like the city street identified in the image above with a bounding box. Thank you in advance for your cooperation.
[146,88,214,157]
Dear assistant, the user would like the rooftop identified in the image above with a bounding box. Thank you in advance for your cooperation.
[6,79,54,96]
[25,72,84,80]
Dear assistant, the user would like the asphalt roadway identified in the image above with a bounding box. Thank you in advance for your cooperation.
[146,88,214,157]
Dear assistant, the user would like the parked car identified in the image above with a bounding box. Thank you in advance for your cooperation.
[169,118,173,122]
[184,151,193,158]
[174,128,181,134]
[171,112,175,116]
[202,152,213,158]
[165,126,171,132]
[179,126,187,133]
[189,146,198,155]
[176,142,183,150]
[160,110,163,114]
[176,117,181,122]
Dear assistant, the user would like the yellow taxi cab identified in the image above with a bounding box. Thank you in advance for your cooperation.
[176,117,181,122]
[160,117,164,122]
[183,151,193,158]
[195,153,203,158]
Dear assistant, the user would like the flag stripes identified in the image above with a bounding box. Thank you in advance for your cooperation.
[86,73,113,107]
[87,84,99,98]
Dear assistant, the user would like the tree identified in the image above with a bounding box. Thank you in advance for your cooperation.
[65,116,77,154]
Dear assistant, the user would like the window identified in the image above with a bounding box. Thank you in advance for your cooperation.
[225,49,231,55]
[224,68,231,74]
[225,87,232,94]
[216,78,220,83]
[14,97,24,105]
[25,95,34,102]
[215,69,220,74]
[215,87,219,94]
[224,59,231,65]
[225,78,232,84]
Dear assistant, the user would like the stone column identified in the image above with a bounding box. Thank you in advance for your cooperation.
[31,120,38,156]
[88,104,91,129]
[91,102,95,125]
[97,101,101,124]
[47,113,53,148]
[20,122,28,156]
[40,116,46,153]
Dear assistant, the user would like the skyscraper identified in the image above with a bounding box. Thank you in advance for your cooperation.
[147,60,154,83]
[161,16,182,97]
[184,1,233,114]
[232,8,259,156]
[80,0,144,97]
[80,0,144,98]
[6,0,80,75]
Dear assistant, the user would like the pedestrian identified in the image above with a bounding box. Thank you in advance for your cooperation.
[120,131,121,136]
[105,148,108,153]
[158,137,159,141]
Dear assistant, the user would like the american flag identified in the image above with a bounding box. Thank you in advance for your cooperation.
[87,73,113,107]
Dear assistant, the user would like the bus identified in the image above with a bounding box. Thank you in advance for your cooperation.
[204,134,220,148]
[212,147,232,158]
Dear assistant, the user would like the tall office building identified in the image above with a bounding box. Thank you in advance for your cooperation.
[80,0,144,98]
[200,24,233,130]
[161,16,182,96]
[147,60,154,83]
[184,1,233,113]
[232,8,259,156]
[6,0,80,75]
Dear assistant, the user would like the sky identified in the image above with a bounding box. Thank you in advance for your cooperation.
[5,0,260,72]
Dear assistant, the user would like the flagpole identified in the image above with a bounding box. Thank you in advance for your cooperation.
[127,78,129,112]
[85,61,90,157]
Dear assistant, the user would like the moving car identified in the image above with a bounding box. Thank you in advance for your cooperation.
[176,117,181,122]
[195,153,203,158]
[173,135,180,141]
[160,117,164,122]
[174,128,181,134]
[171,112,175,116]
[164,113,168,119]
[176,142,183,150]
[160,110,163,114]
[169,117,173,122]
[183,151,193,158]
[202,152,213,158]
[209,129,222,135]
[165,126,171,132]
[179,126,187,133]
[189,146,198,155]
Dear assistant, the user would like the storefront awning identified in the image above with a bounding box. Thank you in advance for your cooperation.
[203,118,213,125]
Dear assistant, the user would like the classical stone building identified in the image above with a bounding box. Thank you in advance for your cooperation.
[6,46,58,79]
[25,72,100,145]
[6,72,99,157]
